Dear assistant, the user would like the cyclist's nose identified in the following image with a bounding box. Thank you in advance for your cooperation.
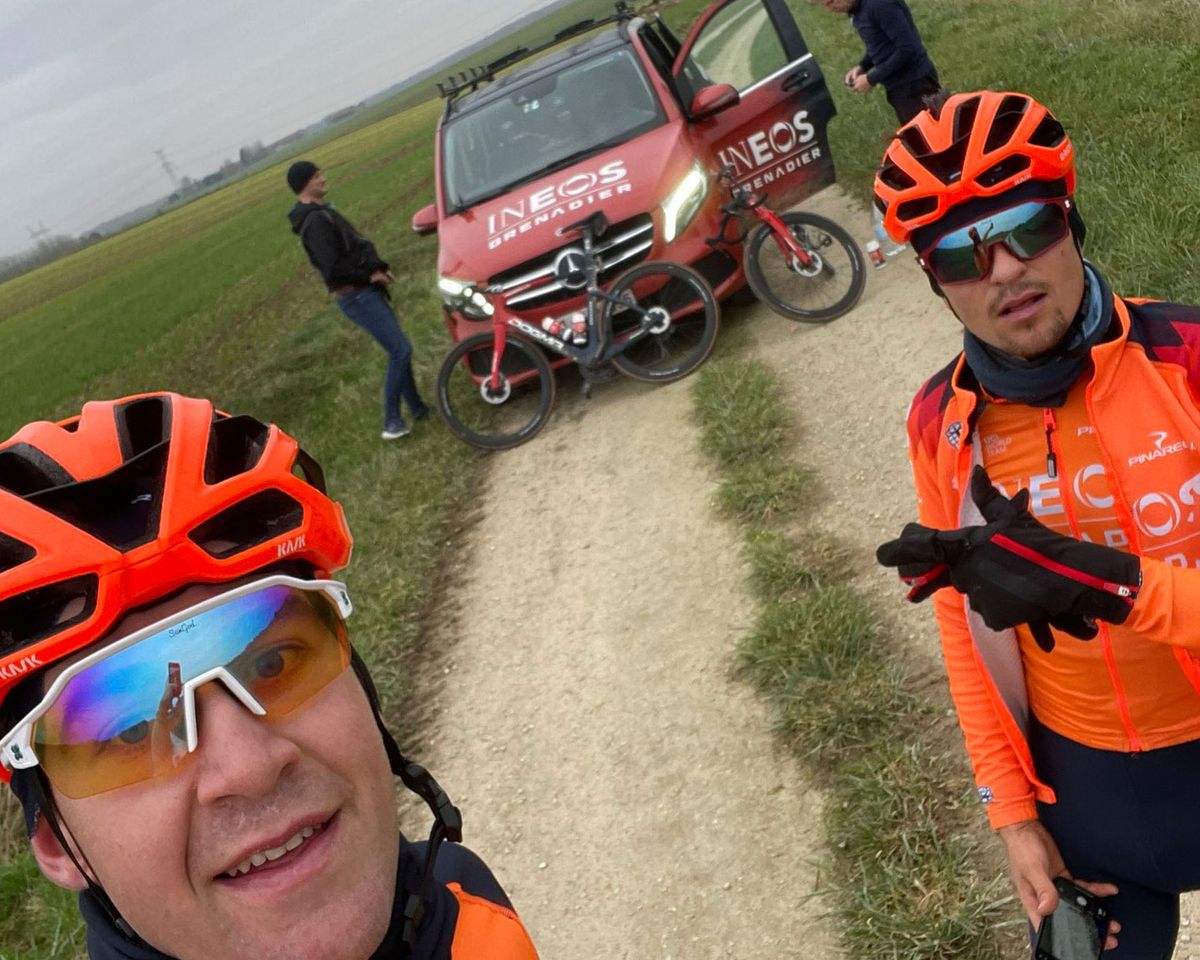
[192,681,300,804]
[988,243,1027,283]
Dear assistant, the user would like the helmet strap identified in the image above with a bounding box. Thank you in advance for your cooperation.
[29,771,144,944]
[349,649,463,955]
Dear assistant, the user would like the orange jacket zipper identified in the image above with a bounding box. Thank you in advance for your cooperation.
[1043,407,1143,751]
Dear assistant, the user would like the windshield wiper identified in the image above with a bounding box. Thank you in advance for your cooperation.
[537,137,629,177]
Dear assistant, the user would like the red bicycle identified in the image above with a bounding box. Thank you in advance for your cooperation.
[708,165,864,323]
[434,212,719,450]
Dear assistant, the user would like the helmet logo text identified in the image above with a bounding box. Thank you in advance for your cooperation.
[0,653,43,681]
[277,534,307,559]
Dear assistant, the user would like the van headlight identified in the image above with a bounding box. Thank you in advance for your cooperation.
[437,276,494,318]
[660,163,708,244]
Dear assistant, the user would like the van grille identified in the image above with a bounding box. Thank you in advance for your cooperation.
[489,214,654,312]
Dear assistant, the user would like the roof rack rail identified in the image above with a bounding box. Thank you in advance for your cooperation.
[436,1,634,102]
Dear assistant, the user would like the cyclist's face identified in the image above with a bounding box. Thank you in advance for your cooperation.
[939,232,1085,359]
[28,581,400,960]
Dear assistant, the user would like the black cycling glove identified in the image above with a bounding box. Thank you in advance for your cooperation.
[876,466,1141,651]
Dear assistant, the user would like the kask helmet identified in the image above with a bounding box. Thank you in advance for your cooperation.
[874,90,1076,244]
[0,391,352,749]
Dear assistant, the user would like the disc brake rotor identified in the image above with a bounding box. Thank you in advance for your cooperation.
[480,375,512,405]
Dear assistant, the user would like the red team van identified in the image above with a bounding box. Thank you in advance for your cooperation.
[413,0,839,343]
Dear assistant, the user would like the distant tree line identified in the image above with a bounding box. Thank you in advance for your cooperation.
[0,234,102,285]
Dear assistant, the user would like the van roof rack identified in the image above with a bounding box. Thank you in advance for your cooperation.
[436,2,634,102]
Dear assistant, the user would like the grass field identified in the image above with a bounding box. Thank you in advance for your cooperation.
[1,0,1199,956]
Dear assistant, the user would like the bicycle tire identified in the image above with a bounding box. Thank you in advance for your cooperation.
[435,332,555,450]
[744,212,865,323]
[606,261,720,383]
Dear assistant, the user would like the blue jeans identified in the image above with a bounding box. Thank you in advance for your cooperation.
[336,287,428,427]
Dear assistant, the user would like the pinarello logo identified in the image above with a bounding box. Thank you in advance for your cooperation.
[1127,430,1196,467]
[486,160,632,249]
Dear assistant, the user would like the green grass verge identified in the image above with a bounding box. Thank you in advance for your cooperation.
[691,353,1017,959]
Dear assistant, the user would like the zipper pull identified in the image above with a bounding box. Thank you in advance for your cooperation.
[1043,408,1058,479]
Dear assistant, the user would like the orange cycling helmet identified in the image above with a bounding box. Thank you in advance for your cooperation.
[0,391,352,760]
[875,90,1076,244]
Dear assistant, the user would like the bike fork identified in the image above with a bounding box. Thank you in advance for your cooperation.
[487,319,508,391]
[759,208,813,266]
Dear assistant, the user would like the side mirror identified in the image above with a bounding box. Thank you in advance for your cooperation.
[411,204,438,236]
[689,83,740,121]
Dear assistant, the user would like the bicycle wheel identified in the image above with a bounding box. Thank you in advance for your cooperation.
[435,332,555,450]
[606,261,720,383]
[744,212,865,323]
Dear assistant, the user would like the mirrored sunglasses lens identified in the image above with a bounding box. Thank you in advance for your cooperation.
[929,203,1066,283]
[1005,202,1068,258]
[33,585,349,798]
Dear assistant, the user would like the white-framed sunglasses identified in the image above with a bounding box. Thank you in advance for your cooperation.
[1,575,353,799]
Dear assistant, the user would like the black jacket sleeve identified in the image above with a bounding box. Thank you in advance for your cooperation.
[299,211,342,288]
[865,0,925,87]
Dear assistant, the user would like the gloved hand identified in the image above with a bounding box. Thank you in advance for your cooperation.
[876,466,1142,651]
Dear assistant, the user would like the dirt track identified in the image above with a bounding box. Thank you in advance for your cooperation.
[402,186,1199,957]
[406,366,837,958]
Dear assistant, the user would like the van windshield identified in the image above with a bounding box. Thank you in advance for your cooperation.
[443,47,665,213]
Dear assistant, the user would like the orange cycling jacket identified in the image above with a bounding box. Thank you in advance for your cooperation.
[907,293,1200,829]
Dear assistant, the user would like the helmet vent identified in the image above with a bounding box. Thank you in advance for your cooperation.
[977,154,1032,188]
[0,532,36,575]
[115,396,172,462]
[29,445,168,552]
[0,575,98,660]
[951,95,982,145]
[877,162,917,192]
[983,95,1030,154]
[188,490,303,560]
[204,415,271,485]
[1030,114,1067,149]
[897,196,939,222]
[0,444,75,497]
[292,449,328,493]
[897,125,933,159]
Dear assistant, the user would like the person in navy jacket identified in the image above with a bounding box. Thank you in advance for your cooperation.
[818,0,940,123]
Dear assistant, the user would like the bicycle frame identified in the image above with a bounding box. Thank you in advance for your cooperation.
[478,228,670,392]
[708,171,815,268]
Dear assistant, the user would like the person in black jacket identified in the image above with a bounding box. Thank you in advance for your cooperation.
[818,0,940,124]
[287,160,430,440]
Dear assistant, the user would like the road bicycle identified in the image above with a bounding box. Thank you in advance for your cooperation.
[708,165,864,323]
[435,211,720,450]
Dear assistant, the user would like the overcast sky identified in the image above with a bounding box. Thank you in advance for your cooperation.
[0,0,559,258]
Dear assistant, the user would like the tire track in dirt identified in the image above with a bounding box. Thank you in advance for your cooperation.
[406,372,839,958]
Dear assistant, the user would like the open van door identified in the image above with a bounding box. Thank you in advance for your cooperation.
[674,0,837,208]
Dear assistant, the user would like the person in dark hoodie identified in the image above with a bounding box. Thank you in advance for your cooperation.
[287,160,430,440]
[817,0,940,124]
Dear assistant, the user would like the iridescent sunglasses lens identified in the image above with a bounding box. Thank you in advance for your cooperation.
[26,583,350,798]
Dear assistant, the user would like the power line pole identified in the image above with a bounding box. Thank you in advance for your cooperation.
[154,148,180,190]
